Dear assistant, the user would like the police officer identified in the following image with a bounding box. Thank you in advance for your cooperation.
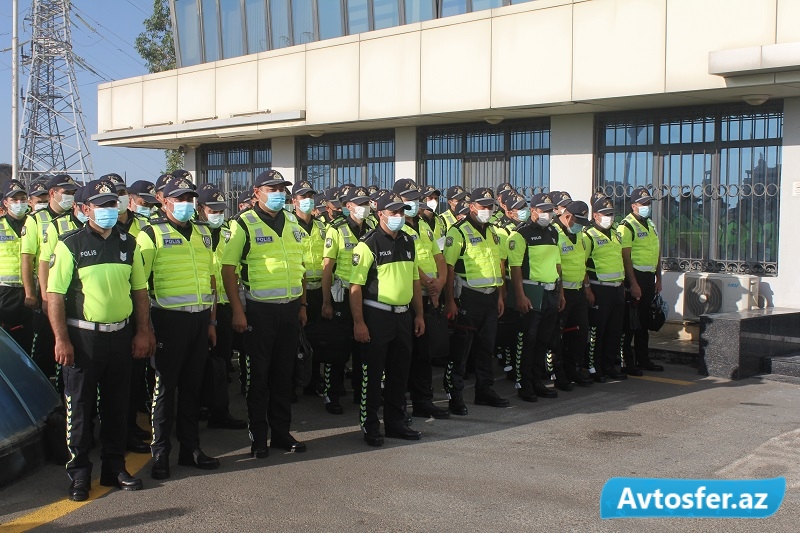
[138,176,221,479]
[507,193,569,401]
[320,184,371,414]
[419,185,447,240]
[553,199,594,387]
[443,187,510,415]
[491,183,515,224]
[153,173,175,217]
[551,191,573,219]
[27,179,49,214]
[237,189,253,214]
[128,180,159,219]
[100,173,148,238]
[0,180,38,352]
[441,185,468,229]
[350,190,425,446]
[392,179,449,420]
[620,186,665,374]
[585,197,628,382]
[319,187,343,226]
[221,170,308,458]
[47,179,155,501]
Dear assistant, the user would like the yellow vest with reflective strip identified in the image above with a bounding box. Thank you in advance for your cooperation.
[456,221,503,288]
[622,213,660,272]
[441,210,458,229]
[330,219,360,283]
[34,209,53,242]
[301,218,326,282]
[555,223,588,288]
[150,222,214,308]
[0,217,23,287]
[240,211,304,301]
[585,226,624,282]
[214,224,231,304]
[404,218,438,279]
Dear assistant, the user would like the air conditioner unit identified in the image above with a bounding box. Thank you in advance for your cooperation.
[682,273,759,321]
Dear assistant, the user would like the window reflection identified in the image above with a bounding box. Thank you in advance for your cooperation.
[220,0,244,59]
[373,0,400,30]
[441,0,467,17]
[292,0,316,44]
[347,0,370,34]
[174,0,202,67]
[405,0,435,23]
[201,0,219,62]
[318,1,344,40]
[271,0,292,49]
[245,0,268,53]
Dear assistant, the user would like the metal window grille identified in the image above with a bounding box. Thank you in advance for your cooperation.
[595,101,782,276]
[200,140,272,212]
[296,131,395,192]
[418,119,550,200]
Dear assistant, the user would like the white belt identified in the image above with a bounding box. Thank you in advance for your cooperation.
[306,280,322,290]
[562,281,582,290]
[589,280,623,287]
[363,300,409,313]
[245,295,298,304]
[67,317,129,333]
[523,280,557,291]
[152,302,212,313]
[462,285,496,295]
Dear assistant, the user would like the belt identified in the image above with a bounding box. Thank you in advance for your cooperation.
[152,303,212,313]
[462,285,496,295]
[589,280,623,287]
[245,295,298,304]
[306,280,322,290]
[67,317,129,333]
[523,280,557,291]
[562,281,582,290]
[363,300,409,313]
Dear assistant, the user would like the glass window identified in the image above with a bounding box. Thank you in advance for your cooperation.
[347,0,370,34]
[596,102,783,276]
[373,0,400,30]
[271,0,292,48]
[318,1,344,40]
[292,0,316,44]
[174,0,202,67]
[201,0,220,62]
[471,0,505,11]
[404,0,435,23]
[220,0,244,59]
[245,0,269,53]
[200,141,272,212]
[440,0,467,17]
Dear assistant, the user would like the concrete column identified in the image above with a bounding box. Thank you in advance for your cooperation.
[184,147,198,183]
[549,113,595,202]
[271,136,296,184]
[772,97,800,307]
[395,127,417,183]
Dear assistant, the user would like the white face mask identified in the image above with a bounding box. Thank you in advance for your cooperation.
[206,213,225,228]
[117,195,129,214]
[536,211,551,227]
[58,193,74,211]
[426,199,439,212]
[33,202,48,212]
[475,209,492,224]
[352,205,370,221]
[8,201,27,218]
[597,215,614,229]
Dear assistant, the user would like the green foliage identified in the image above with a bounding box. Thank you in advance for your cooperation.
[165,149,183,173]
[134,0,175,73]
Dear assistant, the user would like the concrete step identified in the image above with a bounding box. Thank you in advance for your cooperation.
[649,336,698,365]
[751,373,800,387]
[764,354,800,379]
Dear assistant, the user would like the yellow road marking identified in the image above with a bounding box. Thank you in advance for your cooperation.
[1,452,152,532]
[628,375,695,386]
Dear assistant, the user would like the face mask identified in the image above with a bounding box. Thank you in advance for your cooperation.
[568,223,583,234]
[117,195,129,214]
[207,213,225,228]
[33,202,48,212]
[598,215,614,229]
[171,201,195,223]
[76,210,89,224]
[386,215,405,232]
[298,198,314,214]
[516,208,530,222]
[342,206,351,217]
[536,212,551,227]
[404,200,419,217]
[8,201,27,218]
[284,202,293,212]
[638,205,651,218]
[352,205,370,221]
[135,205,152,217]
[92,207,118,229]
[58,193,74,211]
[263,191,285,211]
[426,199,439,212]
[475,209,492,224]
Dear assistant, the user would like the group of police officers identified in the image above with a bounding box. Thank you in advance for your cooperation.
[0,168,664,501]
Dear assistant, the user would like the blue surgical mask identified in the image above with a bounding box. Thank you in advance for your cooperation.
[638,205,651,218]
[386,215,405,232]
[207,213,225,228]
[265,191,285,211]
[92,207,118,229]
[135,205,152,218]
[76,210,89,224]
[569,223,583,234]
[516,208,530,222]
[172,201,195,222]
[404,200,419,217]
[342,206,351,217]
[298,198,314,214]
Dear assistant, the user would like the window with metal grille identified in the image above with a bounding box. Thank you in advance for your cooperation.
[296,131,395,192]
[595,102,782,276]
[418,119,550,201]
[200,141,272,212]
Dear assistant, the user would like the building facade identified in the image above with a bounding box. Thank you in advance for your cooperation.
[94,0,800,319]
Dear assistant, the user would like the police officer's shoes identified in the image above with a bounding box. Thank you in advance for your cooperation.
[411,402,450,419]
[126,438,151,454]
[623,367,644,377]
[151,454,170,479]
[554,378,574,392]
[569,374,594,387]
[178,448,220,470]
[474,389,511,408]
[270,435,307,453]
[643,362,664,372]
[517,387,537,403]
[325,399,344,415]
[363,431,384,447]
[592,374,607,384]
[207,413,248,429]
[68,477,90,501]
[385,425,422,440]
[604,368,628,380]
[448,397,468,416]
[100,469,143,491]
[129,424,151,441]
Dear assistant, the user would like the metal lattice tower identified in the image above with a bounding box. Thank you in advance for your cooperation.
[19,0,93,186]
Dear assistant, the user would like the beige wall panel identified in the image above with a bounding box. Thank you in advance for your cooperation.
[110,82,143,130]
[141,75,177,127]
[492,5,573,108]
[360,32,421,120]
[549,114,595,200]
[666,0,777,92]
[257,53,306,114]
[573,0,666,100]
[215,60,258,118]
[777,0,800,44]
[97,88,112,134]
[177,68,217,123]
[306,43,360,124]
[421,19,492,114]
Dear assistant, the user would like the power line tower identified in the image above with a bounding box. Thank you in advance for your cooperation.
[19,0,93,186]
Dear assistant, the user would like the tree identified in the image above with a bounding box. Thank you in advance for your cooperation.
[135,0,182,171]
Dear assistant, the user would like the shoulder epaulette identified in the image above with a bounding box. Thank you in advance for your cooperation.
[59,227,83,242]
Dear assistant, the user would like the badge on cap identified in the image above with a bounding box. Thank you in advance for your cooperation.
[98,183,113,194]
[542,195,551,204]
[483,190,493,199]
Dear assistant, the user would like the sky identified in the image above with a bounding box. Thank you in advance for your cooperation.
[0,0,167,183]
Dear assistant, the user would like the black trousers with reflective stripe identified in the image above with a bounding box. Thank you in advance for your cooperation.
[587,284,625,375]
[408,296,436,405]
[64,323,132,480]
[445,289,499,396]
[361,306,412,434]
[623,269,656,368]
[206,302,233,419]
[559,288,590,377]
[519,289,559,388]
[150,308,210,457]
[244,299,300,446]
